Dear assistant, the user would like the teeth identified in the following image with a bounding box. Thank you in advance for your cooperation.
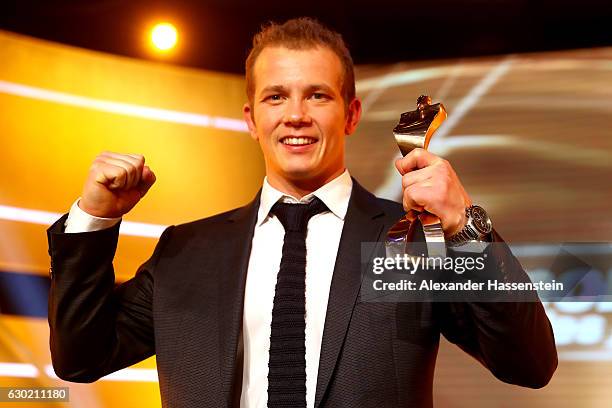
[282,137,316,146]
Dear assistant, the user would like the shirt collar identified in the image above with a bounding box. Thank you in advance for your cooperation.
[257,169,353,226]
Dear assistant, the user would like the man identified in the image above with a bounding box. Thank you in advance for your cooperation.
[47,18,557,407]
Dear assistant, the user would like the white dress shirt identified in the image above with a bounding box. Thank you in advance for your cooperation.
[242,171,351,407]
[64,170,353,408]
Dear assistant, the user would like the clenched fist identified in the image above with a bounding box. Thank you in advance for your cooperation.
[395,148,472,237]
[79,151,156,218]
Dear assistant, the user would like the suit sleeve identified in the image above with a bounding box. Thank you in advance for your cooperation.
[47,213,174,382]
[435,230,558,388]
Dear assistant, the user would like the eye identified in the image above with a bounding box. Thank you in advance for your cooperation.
[263,94,284,103]
[311,92,327,100]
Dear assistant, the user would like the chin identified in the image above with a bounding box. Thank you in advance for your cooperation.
[278,162,316,177]
[284,169,319,181]
[280,164,327,181]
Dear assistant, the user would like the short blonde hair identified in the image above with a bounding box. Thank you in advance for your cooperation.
[245,17,355,107]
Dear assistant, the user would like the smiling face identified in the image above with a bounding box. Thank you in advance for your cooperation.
[243,46,361,197]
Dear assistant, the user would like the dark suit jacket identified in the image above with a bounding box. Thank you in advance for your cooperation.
[47,180,557,407]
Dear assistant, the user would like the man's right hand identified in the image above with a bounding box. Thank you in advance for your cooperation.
[79,152,156,218]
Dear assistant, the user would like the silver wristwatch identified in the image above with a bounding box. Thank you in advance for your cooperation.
[448,205,493,246]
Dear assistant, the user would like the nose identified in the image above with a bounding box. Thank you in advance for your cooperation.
[283,98,311,127]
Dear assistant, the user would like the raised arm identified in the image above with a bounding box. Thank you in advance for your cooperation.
[396,148,557,387]
[47,151,161,382]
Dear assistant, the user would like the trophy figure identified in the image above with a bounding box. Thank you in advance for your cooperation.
[387,95,448,259]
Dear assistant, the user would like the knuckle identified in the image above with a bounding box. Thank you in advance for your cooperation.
[397,156,408,168]
[134,155,145,167]
[405,187,419,205]
[404,184,414,196]
[116,166,128,179]
[401,174,411,188]
[91,160,107,173]
[125,161,137,174]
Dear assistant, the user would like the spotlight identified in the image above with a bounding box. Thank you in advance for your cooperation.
[150,22,178,52]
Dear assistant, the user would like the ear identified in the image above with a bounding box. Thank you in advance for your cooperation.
[344,98,362,135]
[243,103,258,141]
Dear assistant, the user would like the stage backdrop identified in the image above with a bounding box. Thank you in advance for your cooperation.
[1,29,611,407]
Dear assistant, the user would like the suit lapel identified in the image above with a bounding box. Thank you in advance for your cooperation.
[314,181,386,407]
[218,192,260,406]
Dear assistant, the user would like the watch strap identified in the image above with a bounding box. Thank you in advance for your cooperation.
[448,206,491,246]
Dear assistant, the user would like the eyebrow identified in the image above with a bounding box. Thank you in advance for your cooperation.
[260,85,287,95]
[259,83,336,96]
[305,84,335,95]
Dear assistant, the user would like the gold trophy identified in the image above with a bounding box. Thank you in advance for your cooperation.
[387,95,448,259]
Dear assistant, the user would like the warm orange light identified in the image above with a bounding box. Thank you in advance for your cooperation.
[150,22,178,52]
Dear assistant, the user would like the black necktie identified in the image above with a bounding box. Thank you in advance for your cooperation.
[267,197,329,408]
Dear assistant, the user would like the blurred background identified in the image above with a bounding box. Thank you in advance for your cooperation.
[1,0,611,407]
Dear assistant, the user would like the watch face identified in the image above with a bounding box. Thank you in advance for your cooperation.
[470,206,492,234]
